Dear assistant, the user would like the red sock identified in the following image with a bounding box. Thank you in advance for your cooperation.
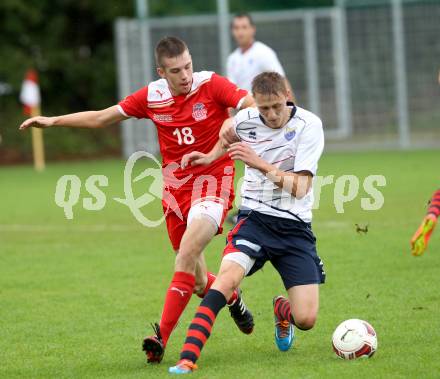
[196,272,216,299]
[196,271,238,305]
[159,271,195,346]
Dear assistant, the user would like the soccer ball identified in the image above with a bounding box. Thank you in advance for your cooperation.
[332,319,377,360]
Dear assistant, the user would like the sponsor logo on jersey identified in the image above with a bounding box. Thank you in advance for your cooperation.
[156,89,165,98]
[284,124,296,141]
[192,102,208,122]
[153,113,173,122]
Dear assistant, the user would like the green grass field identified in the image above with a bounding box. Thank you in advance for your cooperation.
[1,150,440,379]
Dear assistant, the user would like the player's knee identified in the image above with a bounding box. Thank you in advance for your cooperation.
[178,239,203,262]
[179,237,204,258]
[213,272,239,299]
[294,314,317,330]
[175,249,199,272]
[219,263,243,288]
[178,243,199,258]
[219,274,240,291]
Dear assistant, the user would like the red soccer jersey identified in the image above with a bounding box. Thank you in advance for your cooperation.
[118,71,247,186]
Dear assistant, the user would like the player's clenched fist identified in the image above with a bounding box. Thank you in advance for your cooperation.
[219,118,239,148]
[19,116,55,130]
[228,142,266,170]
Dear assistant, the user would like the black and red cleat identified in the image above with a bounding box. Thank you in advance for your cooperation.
[228,289,254,334]
[142,323,165,363]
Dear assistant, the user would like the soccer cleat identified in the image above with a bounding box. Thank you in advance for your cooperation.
[142,322,165,363]
[410,214,437,256]
[273,296,294,352]
[169,359,198,374]
[228,289,254,334]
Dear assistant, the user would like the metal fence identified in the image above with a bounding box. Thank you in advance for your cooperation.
[115,0,440,157]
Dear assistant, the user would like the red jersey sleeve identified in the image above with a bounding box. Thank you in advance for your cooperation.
[118,86,150,119]
[210,73,248,109]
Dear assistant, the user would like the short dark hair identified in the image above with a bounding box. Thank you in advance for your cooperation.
[252,72,287,97]
[232,13,255,27]
[155,36,188,67]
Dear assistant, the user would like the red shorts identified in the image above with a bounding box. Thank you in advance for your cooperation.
[162,167,235,251]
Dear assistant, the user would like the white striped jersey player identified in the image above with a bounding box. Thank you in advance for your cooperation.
[233,103,324,223]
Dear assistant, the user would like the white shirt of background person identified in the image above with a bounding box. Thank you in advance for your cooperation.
[226,13,286,92]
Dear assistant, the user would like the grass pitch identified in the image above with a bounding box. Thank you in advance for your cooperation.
[1,150,439,378]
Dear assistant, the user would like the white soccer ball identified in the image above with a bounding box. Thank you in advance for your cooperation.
[332,319,377,360]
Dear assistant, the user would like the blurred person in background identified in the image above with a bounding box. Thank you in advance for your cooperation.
[227,13,294,99]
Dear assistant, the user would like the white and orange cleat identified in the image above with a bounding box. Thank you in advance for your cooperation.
[169,359,198,375]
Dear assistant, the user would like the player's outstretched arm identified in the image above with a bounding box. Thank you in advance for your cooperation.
[19,105,128,131]
[182,113,245,168]
[181,140,227,169]
[228,142,312,199]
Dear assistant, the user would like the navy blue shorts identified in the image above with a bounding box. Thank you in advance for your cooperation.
[223,210,325,289]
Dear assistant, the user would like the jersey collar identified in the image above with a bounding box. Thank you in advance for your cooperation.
[240,40,255,54]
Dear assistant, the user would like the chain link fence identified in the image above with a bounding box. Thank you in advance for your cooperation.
[115,0,440,156]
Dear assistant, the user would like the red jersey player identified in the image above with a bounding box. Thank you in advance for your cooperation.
[19,37,255,363]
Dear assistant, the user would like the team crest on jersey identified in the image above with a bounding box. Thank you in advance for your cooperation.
[192,103,207,121]
[284,124,297,141]
[249,130,257,140]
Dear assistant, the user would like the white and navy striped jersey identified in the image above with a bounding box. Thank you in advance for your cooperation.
[233,105,324,222]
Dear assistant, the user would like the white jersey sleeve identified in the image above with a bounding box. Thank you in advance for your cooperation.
[293,117,324,175]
